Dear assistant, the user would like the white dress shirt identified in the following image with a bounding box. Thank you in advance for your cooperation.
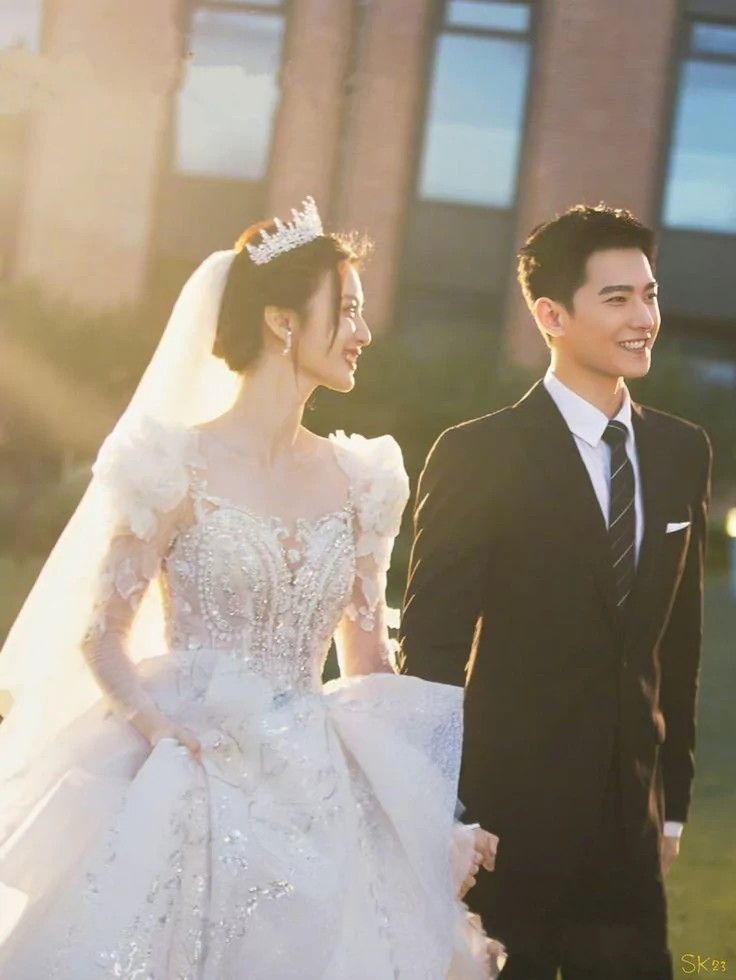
[543,369,683,839]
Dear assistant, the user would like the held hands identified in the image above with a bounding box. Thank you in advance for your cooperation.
[660,834,680,878]
[458,827,499,899]
[129,708,202,761]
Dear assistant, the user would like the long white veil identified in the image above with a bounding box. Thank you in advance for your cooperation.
[0,249,242,779]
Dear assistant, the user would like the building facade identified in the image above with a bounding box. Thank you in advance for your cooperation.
[2,0,735,365]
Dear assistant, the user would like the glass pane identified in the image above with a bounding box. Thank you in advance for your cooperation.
[446,1,530,33]
[0,0,43,51]
[663,59,736,232]
[419,32,531,207]
[176,8,284,180]
[692,22,736,57]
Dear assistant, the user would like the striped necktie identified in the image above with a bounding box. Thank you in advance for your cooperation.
[602,420,636,608]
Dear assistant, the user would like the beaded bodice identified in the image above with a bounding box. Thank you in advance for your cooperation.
[82,421,410,722]
[161,498,356,694]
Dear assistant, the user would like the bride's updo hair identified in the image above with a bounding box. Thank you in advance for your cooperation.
[214,221,371,373]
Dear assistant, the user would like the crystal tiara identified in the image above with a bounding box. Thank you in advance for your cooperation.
[245,196,324,266]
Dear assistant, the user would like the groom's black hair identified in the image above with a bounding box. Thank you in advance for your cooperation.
[516,203,656,319]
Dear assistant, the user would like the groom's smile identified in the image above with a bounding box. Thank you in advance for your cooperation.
[548,247,662,385]
[618,337,651,351]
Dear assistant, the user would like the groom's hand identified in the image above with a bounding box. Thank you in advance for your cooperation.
[660,834,680,878]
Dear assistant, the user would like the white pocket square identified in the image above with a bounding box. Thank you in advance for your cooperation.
[666,521,691,533]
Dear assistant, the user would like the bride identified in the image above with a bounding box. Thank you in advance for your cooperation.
[0,197,501,978]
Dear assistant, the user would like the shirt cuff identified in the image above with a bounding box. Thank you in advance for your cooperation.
[663,821,684,839]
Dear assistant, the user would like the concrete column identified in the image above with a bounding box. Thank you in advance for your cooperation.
[507,0,680,366]
[12,0,181,309]
[336,0,435,335]
[266,0,355,218]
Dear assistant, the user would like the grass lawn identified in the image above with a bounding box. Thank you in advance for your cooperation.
[667,573,735,977]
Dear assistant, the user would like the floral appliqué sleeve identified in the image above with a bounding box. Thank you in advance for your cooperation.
[330,432,411,677]
[81,418,200,721]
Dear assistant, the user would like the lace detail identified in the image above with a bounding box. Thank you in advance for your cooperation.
[79,418,203,718]
[329,430,410,632]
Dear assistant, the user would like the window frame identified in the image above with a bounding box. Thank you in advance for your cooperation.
[0,0,46,53]
[395,0,537,339]
[412,0,536,211]
[660,12,736,235]
[172,0,289,184]
[442,0,532,41]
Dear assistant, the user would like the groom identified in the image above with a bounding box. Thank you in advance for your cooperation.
[399,205,711,979]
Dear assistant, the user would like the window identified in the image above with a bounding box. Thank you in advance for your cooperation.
[398,1,534,339]
[663,19,736,234]
[418,1,532,208]
[175,2,285,180]
[0,0,44,51]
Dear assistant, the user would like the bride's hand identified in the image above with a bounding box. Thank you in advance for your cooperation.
[473,827,499,872]
[458,828,499,898]
[129,709,202,761]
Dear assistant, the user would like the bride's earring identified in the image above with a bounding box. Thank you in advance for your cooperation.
[282,328,293,357]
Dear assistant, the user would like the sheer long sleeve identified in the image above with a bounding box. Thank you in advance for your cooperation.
[81,418,199,722]
[331,431,410,678]
[334,548,402,677]
[82,507,186,720]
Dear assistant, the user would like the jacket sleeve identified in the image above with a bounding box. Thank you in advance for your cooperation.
[398,425,491,688]
[659,426,712,823]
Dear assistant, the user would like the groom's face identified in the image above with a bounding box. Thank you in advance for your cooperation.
[562,248,660,380]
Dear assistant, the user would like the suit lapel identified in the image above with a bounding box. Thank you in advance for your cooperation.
[623,402,670,645]
[516,382,621,634]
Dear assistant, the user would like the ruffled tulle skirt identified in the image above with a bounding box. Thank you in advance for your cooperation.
[0,654,497,978]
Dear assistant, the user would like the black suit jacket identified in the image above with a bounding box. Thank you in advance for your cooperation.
[400,380,711,877]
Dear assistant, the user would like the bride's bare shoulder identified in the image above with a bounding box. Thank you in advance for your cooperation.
[189,417,228,442]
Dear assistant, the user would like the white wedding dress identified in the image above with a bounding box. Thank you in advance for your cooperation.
[0,420,494,979]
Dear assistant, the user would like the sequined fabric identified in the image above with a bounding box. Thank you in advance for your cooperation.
[0,424,492,979]
[164,483,355,699]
